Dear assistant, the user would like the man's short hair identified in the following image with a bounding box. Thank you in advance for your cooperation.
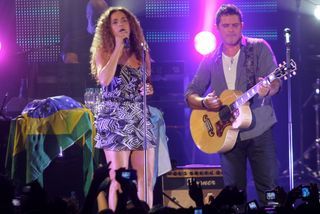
[215,4,243,26]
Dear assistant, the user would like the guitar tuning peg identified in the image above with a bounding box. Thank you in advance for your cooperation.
[284,76,288,80]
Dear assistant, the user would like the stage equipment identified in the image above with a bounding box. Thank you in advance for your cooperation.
[141,41,149,203]
[0,119,10,174]
[284,27,295,190]
[301,78,320,180]
[0,92,9,120]
[27,63,90,102]
[282,78,320,184]
[4,79,28,118]
[194,31,216,55]
[162,165,223,208]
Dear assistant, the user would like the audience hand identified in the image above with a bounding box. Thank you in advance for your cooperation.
[188,178,204,208]
[115,168,140,206]
[92,162,111,185]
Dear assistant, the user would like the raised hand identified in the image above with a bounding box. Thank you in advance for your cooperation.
[92,162,111,185]
[188,178,204,208]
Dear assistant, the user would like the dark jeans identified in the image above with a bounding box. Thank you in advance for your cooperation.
[220,128,278,205]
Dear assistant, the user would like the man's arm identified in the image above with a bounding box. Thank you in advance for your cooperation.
[256,39,281,97]
[257,77,281,97]
[185,56,218,109]
[187,91,222,111]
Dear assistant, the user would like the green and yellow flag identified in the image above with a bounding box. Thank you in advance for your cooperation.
[5,95,95,195]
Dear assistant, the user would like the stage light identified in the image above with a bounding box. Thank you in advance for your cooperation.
[194,31,216,55]
[315,5,320,20]
[314,78,320,94]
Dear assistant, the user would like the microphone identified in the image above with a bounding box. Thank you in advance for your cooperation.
[123,37,130,49]
[284,28,291,45]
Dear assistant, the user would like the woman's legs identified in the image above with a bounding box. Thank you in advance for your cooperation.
[130,148,155,209]
[103,150,130,211]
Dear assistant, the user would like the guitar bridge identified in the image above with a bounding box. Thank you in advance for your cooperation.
[202,114,215,137]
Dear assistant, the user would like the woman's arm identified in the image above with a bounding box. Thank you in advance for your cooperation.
[96,37,124,86]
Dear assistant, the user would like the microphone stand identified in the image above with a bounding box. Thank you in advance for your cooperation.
[141,41,148,203]
[284,29,294,189]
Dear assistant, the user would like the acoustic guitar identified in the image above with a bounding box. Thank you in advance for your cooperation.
[189,60,297,154]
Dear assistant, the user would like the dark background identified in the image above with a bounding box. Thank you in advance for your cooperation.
[0,0,319,202]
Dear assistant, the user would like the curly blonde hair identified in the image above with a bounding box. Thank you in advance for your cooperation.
[90,7,148,79]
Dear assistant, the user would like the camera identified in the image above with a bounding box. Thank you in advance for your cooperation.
[12,198,21,207]
[265,190,277,201]
[194,208,202,214]
[115,169,137,181]
[247,200,259,210]
[300,185,311,199]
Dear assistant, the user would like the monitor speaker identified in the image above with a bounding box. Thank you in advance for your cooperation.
[162,165,224,208]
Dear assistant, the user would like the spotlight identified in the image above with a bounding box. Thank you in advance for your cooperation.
[314,5,320,20]
[313,78,320,95]
[194,31,216,55]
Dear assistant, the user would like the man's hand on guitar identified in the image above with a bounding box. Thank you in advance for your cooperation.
[257,77,271,97]
[257,77,280,97]
[202,90,222,111]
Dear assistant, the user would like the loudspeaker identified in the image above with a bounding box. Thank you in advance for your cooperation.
[162,164,224,208]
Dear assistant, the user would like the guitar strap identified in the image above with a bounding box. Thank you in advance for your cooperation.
[243,39,255,91]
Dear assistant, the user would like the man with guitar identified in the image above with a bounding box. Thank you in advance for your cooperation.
[185,4,282,205]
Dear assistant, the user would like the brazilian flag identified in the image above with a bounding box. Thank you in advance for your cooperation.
[5,96,95,195]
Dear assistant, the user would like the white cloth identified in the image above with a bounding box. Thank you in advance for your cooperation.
[149,105,172,186]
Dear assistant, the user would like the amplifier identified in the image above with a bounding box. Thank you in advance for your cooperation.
[162,164,223,208]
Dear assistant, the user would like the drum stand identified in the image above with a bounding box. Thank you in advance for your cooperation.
[301,78,320,181]
[303,100,320,178]
[282,80,320,183]
[296,102,320,182]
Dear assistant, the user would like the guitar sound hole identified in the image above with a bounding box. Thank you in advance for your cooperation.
[219,105,232,122]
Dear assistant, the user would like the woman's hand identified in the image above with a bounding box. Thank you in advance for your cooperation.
[114,29,129,50]
[114,35,125,51]
[139,83,154,96]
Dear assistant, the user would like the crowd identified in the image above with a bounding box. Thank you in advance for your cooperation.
[1,165,319,214]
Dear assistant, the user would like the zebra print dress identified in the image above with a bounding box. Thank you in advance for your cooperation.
[94,64,156,151]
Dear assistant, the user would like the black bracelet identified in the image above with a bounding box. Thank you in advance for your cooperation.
[201,99,208,109]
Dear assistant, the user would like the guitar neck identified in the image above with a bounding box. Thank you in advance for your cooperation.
[231,72,277,110]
